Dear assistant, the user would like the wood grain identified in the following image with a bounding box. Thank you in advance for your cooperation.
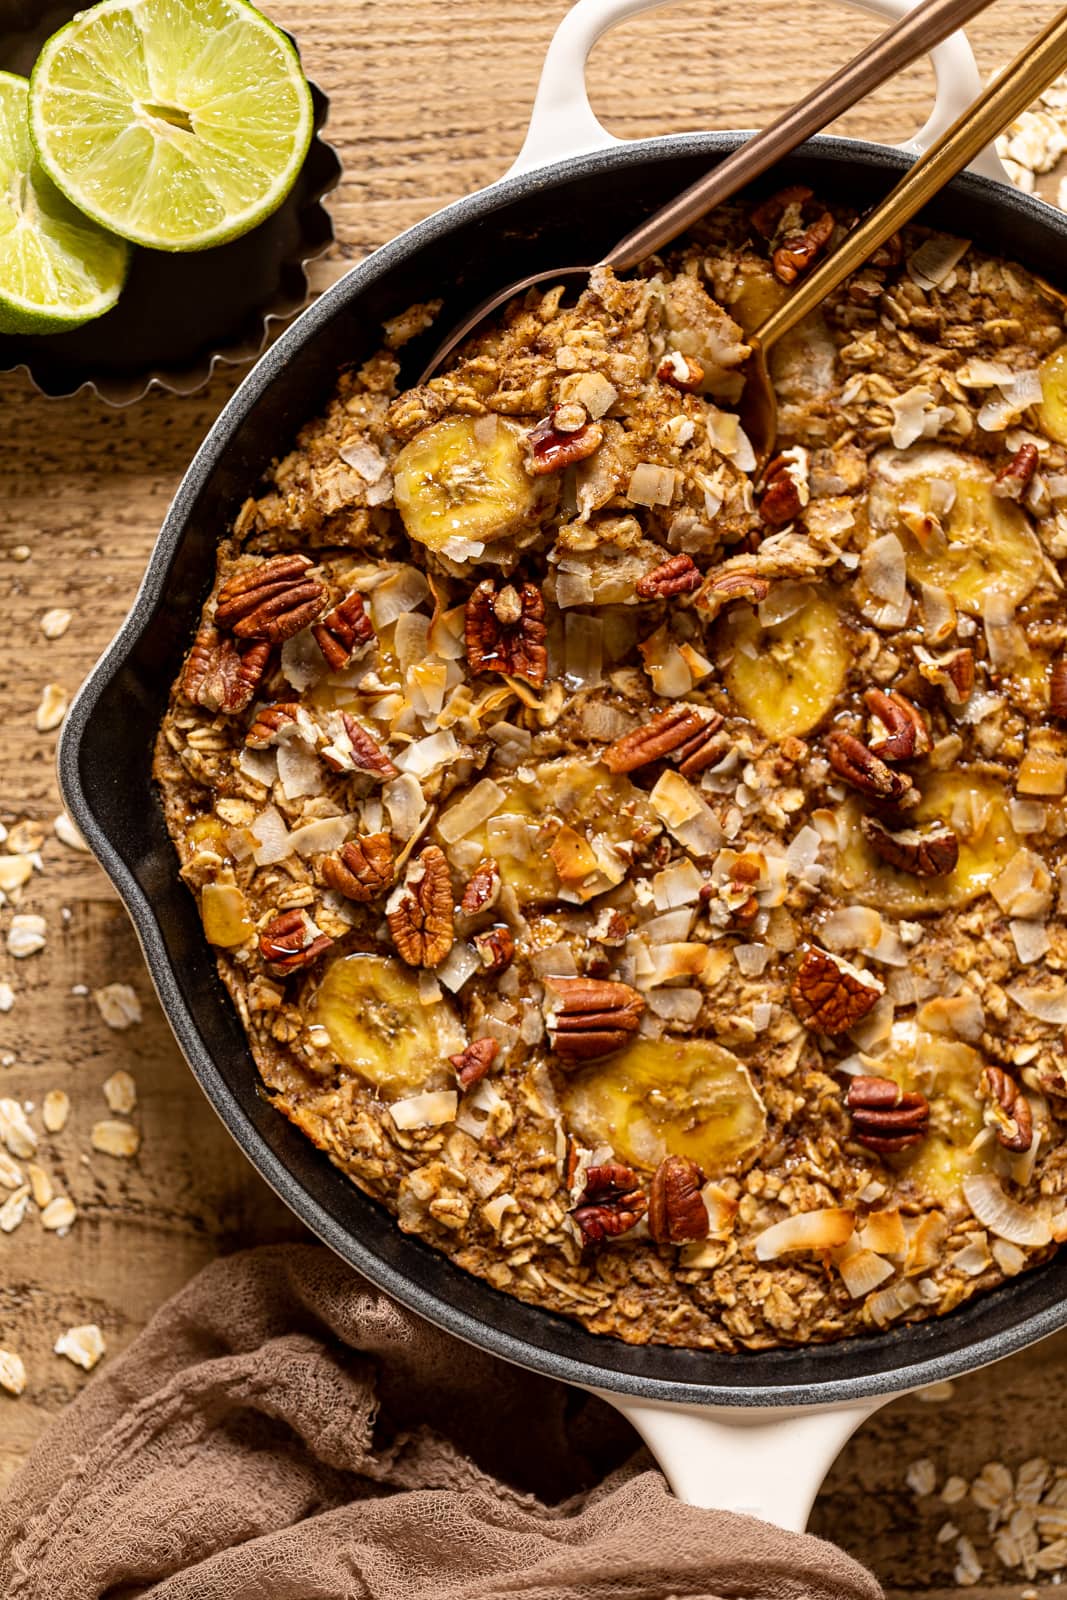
[0,2,1063,1591]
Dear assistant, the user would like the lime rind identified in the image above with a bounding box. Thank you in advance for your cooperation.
[29,0,315,253]
[0,70,130,335]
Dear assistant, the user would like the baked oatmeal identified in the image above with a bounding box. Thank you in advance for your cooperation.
[155,189,1067,1350]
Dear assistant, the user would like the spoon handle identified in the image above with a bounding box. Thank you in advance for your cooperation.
[602,0,997,272]
[755,6,1067,354]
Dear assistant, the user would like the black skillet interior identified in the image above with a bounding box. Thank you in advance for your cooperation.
[59,132,1067,1408]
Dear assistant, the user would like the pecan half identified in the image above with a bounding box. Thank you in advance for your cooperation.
[695,567,771,619]
[465,579,548,689]
[527,409,604,475]
[245,702,311,748]
[790,946,884,1035]
[321,712,398,780]
[751,185,813,238]
[473,924,514,974]
[994,442,1040,501]
[258,909,334,976]
[846,1075,929,1153]
[602,706,724,775]
[182,624,270,715]
[460,858,502,916]
[215,554,326,643]
[864,689,931,761]
[980,1066,1034,1153]
[657,351,704,392]
[572,1162,648,1245]
[759,457,805,528]
[862,816,959,878]
[387,844,454,969]
[544,976,645,1062]
[320,833,395,902]
[636,552,702,600]
[773,210,834,285]
[648,1155,708,1245]
[1051,654,1067,720]
[827,731,918,806]
[450,1037,499,1091]
[917,645,975,706]
[312,589,375,671]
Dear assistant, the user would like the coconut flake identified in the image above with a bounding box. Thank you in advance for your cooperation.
[837,1247,894,1298]
[645,988,704,1022]
[1011,918,1050,965]
[990,848,1053,918]
[237,746,278,787]
[280,629,326,692]
[395,730,459,779]
[820,906,882,952]
[734,943,772,977]
[389,1090,458,1131]
[652,859,705,909]
[963,1174,1050,1246]
[1008,982,1067,1024]
[627,463,677,506]
[438,779,506,844]
[251,805,293,866]
[436,942,481,993]
[754,1207,855,1261]
[276,740,324,800]
[907,233,970,290]
[288,815,353,858]
[564,613,603,690]
[339,437,387,483]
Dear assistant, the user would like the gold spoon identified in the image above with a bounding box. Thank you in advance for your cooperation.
[741,6,1067,466]
[419,0,997,383]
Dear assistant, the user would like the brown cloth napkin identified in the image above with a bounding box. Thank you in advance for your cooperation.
[0,1244,883,1600]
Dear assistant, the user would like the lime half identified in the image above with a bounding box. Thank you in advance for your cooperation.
[30,0,315,253]
[0,72,129,334]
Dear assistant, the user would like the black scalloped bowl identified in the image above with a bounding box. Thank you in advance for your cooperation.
[58,131,1067,1407]
[0,0,341,402]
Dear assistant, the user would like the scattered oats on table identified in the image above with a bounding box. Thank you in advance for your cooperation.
[39,607,71,639]
[153,186,1067,1352]
[39,1195,77,1232]
[7,914,46,958]
[54,811,88,851]
[102,1069,137,1114]
[90,1120,140,1159]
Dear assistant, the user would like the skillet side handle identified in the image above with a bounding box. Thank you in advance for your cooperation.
[595,1391,889,1531]
[506,0,1009,184]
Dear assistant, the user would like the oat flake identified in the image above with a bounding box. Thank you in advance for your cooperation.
[54,1324,105,1371]
[90,1120,140,1159]
[102,1070,137,1115]
[7,914,46,958]
[39,608,71,639]
[0,1098,37,1158]
[40,1195,76,1231]
[34,683,68,733]
[93,983,142,1030]
[0,1349,26,1396]
[41,1089,69,1133]
[54,812,89,852]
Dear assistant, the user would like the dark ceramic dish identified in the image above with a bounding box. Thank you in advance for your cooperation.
[57,133,1067,1412]
[0,0,341,403]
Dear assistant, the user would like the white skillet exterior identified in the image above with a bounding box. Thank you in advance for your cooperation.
[507,0,1009,1527]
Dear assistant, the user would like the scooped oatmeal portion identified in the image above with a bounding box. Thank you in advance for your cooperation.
[155,190,1067,1350]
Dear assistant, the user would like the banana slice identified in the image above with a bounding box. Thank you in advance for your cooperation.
[563,1036,766,1175]
[1039,344,1067,445]
[449,756,659,903]
[868,445,1043,613]
[870,1022,992,1204]
[831,771,1019,915]
[392,415,554,554]
[716,586,850,740]
[313,952,464,1100]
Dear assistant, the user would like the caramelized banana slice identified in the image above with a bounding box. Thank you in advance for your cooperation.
[716,586,850,740]
[313,953,464,1099]
[448,756,659,904]
[870,1022,992,1204]
[563,1036,766,1175]
[831,772,1019,915]
[392,415,554,554]
[1039,344,1067,445]
[868,445,1043,613]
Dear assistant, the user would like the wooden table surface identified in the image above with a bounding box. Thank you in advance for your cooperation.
[0,1,1063,1590]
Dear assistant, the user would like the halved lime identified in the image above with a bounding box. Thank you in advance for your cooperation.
[29,0,315,253]
[0,72,129,334]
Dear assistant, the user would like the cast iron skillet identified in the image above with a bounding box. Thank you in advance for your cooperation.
[54,2,1067,1530]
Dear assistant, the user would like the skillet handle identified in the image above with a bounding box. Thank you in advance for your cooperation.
[506,0,1009,183]
[594,1390,889,1531]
